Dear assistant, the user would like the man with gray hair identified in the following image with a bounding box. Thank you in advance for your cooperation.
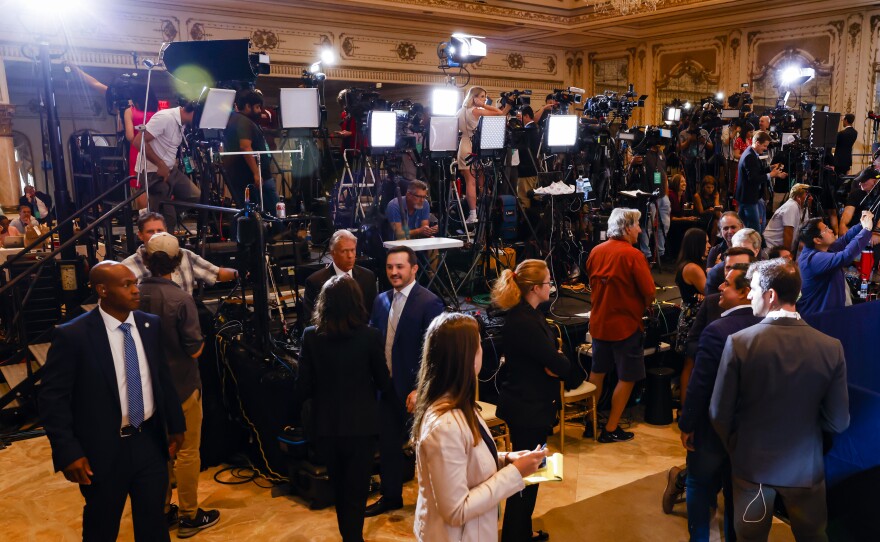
[706,227,762,294]
[385,180,437,240]
[303,229,377,324]
[707,211,743,269]
[710,259,849,541]
[586,208,656,443]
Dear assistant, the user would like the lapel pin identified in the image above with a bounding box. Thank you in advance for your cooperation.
[144,322,150,328]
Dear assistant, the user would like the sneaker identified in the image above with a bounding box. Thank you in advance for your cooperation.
[597,426,635,443]
[165,503,179,529]
[465,214,479,225]
[178,508,220,538]
[662,466,684,514]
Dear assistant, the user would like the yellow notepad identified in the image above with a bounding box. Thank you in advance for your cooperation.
[523,453,563,485]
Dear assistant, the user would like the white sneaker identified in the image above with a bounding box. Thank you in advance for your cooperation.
[465,215,479,225]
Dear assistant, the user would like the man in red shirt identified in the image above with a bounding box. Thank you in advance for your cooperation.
[587,208,657,442]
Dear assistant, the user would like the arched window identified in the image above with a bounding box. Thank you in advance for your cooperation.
[593,57,629,96]
[12,131,36,193]
[751,48,832,111]
[655,58,718,112]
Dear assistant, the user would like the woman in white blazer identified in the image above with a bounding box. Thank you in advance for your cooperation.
[411,312,547,542]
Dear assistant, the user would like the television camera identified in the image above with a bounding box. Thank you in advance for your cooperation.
[498,89,532,111]
[583,84,647,125]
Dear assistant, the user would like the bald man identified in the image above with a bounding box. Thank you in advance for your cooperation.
[39,261,185,541]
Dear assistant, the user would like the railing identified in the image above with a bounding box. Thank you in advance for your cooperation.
[0,186,145,298]
[1,175,138,273]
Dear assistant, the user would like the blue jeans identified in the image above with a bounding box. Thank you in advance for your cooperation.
[686,448,735,542]
[738,202,761,232]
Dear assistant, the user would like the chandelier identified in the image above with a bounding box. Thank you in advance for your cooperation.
[596,0,663,16]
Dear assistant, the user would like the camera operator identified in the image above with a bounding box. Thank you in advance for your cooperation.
[839,167,880,244]
[132,102,201,232]
[515,106,540,210]
[678,117,713,197]
[457,87,511,225]
[735,131,787,232]
[834,114,858,176]
[634,141,670,260]
[336,89,366,155]
[67,62,160,210]
[222,89,279,213]
[533,94,558,127]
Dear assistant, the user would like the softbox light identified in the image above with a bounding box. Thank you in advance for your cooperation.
[477,116,507,154]
[197,88,235,130]
[369,111,398,149]
[546,115,578,149]
[428,117,459,152]
[280,88,320,129]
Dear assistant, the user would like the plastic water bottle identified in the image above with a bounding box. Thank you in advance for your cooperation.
[575,175,586,194]
[305,229,312,247]
[860,279,869,299]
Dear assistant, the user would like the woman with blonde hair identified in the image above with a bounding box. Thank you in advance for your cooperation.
[492,259,580,542]
[457,86,511,225]
[412,312,546,542]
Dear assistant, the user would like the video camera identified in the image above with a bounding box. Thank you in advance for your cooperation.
[343,87,390,121]
[499,89,532,111]
[727,89,753,112]
[765,106,804,135]
[624,125,675,156]
[104,73,156,115]
[548,87,584,112]
[391,99,427,135]
[584,84,646,122]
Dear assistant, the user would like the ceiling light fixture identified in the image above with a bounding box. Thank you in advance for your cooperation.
[596,0,662,16]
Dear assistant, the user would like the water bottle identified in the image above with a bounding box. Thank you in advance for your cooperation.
[860,279,869,299]
[305,229,312,247]
[575,175,585,194]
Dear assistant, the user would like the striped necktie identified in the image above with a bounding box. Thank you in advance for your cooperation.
[119,323,145,428]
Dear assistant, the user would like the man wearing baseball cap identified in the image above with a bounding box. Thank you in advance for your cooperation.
[138,232,220,538]
[839,166,880,243]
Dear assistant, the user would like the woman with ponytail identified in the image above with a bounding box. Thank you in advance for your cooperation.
[491,260,580,542]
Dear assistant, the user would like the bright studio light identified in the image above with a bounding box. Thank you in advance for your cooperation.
[715,92,724,100]
[309,62,322,74]
[320,48,335,65]
[780,65,815,86]
[369,111,398,149]
[546,115,578,148]
[683,101,692,110]
[24,0,82,14]
[431,88,460,116]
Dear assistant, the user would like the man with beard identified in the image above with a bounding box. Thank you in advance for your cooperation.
[223,89,279,213]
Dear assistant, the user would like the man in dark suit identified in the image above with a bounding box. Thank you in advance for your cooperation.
[834,114,857,176]
[710,259,849,541]
[19,185,53,224]
[678,265,762,540]
[303,229,377,325]
[735,131,787,231]
[366,245,444,516]
[39,261,186,541]
[704,246,757,308]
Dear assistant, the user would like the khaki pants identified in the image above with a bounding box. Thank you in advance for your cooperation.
[167,390,203,520]
[517,175,538,209]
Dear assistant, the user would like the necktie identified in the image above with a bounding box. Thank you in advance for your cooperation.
[385,291,405,374]
[32,201,40,219]
[119,323,145,428]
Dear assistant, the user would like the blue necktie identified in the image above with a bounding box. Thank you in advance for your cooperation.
[119,323,144,428]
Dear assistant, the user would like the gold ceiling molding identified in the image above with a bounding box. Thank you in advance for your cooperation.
[369,0,709,25]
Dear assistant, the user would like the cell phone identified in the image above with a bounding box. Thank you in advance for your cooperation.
[539,443,547,468]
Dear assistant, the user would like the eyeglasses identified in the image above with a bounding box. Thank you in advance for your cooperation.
[409,194,428,200]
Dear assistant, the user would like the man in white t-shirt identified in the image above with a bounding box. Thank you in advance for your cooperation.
[132,104,201,231]
[763,183,810,254]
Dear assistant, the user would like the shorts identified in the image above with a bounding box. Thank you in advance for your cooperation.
[591,330,646,382]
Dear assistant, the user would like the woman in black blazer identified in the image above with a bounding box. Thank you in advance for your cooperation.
[297,275,391,542]
[492,259,582,542]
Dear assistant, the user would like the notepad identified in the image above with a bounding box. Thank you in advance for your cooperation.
[524,453,563,485]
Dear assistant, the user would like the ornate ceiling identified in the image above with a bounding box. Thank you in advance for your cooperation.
[170,0,879,49]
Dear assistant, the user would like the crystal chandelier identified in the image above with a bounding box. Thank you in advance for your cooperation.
[596,0,663,16]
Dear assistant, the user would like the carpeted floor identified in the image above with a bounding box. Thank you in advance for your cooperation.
[534,471,797,542]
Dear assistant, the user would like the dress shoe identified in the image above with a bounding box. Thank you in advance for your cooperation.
[364,498,403,517]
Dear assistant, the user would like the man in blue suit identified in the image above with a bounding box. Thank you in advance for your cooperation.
[679,264,761,541]
[39,261,186,541]
[366,245,444,516]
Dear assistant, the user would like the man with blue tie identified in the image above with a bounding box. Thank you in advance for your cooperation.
[40,261,186,541]
[366,246,444,516]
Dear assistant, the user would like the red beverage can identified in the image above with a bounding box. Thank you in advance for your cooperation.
[276,202,286,218]
[860,249,875,280]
